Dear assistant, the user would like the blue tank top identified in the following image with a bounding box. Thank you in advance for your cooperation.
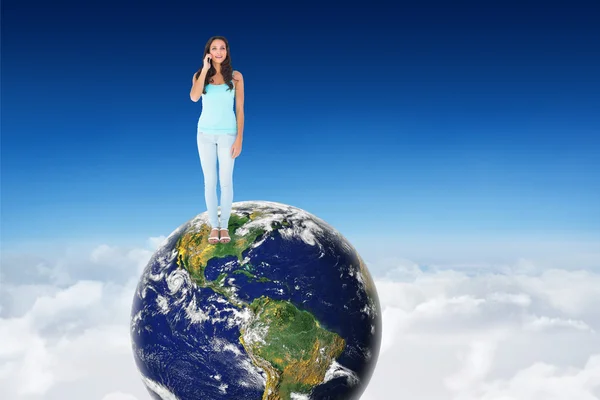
[197,81,237,135]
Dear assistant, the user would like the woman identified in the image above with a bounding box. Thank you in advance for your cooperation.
[190,36,244,244]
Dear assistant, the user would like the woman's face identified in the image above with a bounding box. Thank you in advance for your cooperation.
[208,39,227,64]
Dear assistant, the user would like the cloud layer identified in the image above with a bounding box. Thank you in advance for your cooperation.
[1,236,599,399]
[361,259,600,400]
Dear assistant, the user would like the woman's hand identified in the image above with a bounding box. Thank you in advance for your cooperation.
[231,138,242,158]
[202,54,212,71]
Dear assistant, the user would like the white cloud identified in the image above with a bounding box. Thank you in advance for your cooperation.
[0,236,599,399]
[361,260,600,400]
[0,241,152,400]
[101,392,140,400]
[444,339,498,392]
[148,235,168,251]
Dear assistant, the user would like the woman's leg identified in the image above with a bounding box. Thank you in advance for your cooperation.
[197,132,219,229]
[216,134,237,230]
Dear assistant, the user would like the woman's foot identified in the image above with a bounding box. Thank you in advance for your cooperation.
[219,229,230,243]
[208,228,219,244]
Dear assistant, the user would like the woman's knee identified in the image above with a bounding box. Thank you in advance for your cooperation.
[202,169,218,188]
[219,175,233,190]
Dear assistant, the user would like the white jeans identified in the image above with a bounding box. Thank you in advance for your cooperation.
[196,132,237,229]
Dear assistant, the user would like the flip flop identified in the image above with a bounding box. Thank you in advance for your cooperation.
[219,228,231,243]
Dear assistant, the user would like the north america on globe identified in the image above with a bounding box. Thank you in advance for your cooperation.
[130,200,382,400]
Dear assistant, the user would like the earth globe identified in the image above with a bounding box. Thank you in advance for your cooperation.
[130,200,381,400]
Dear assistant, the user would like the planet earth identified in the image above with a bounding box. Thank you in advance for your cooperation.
[130,200,382,400]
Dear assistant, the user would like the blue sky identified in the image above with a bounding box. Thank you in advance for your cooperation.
[2,0,599,249]
[1,3,600,399]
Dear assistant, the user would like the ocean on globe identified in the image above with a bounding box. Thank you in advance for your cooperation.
[130,201,382,400]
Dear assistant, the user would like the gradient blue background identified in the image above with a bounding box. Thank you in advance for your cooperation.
[2,0,599,249]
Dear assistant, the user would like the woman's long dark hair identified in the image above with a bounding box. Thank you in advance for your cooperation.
[194,36,234,94]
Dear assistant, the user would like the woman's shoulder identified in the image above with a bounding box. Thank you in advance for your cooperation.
[233,70,243,81]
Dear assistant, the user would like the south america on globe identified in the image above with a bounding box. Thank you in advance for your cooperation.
[130,201,382,400]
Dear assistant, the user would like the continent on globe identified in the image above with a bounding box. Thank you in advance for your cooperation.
[130,201,381,400]
[240,296,346,399]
